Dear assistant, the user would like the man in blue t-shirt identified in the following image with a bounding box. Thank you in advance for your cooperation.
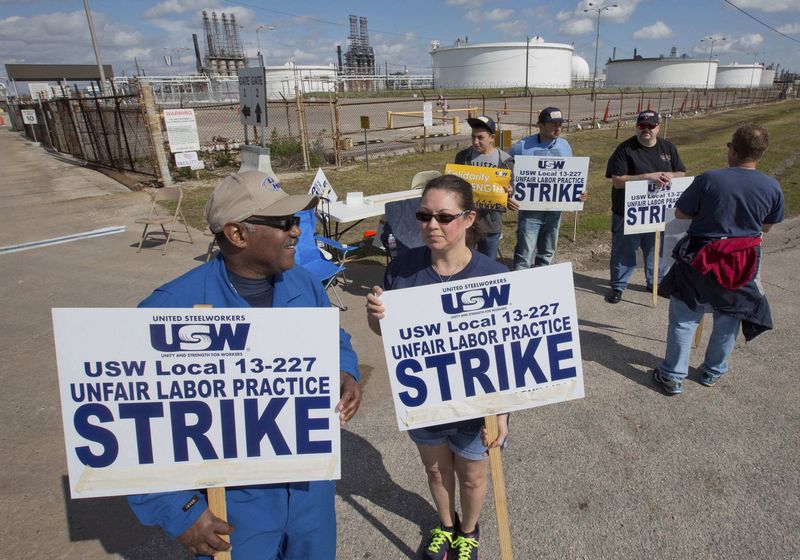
[509,107,573,269]
[604,110,686,303]
[653,124,784,395]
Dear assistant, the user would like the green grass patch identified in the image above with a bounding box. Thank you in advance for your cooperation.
[175,100,800,256]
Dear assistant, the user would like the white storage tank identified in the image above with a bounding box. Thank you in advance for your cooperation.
[760,68,775,87]
[430,39,579,89]
[264,62,336,99]
[716,63,763,88]
[571,55,591,81]
[606,56,717,88]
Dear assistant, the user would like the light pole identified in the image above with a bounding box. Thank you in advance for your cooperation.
[701,36,726,93]
[585,2,617,126]
[256,25,275,69]
[748,51,762,90]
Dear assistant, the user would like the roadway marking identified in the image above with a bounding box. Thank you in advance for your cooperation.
[0,226,126,255]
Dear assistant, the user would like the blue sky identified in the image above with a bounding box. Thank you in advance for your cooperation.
[2,0,799,81]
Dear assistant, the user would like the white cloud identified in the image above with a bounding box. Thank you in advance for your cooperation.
[143,0,230,19]
[523,7,549,18]
[691,32,764,56]
[632,21,673,40]
[559,17,594,36]
[736,33,764,48]
[776,22,800,33]
[731,0,800,12]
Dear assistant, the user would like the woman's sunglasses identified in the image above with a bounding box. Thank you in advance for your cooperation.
[415,210,469,224]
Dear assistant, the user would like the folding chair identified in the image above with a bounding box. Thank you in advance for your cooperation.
[135,187,193,255]
[294,208,349,310]
[376,198,425,262]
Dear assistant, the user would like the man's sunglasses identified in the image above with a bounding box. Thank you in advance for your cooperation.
[415,210,469,224]
[637,123,658,130]
[243,215,301,231]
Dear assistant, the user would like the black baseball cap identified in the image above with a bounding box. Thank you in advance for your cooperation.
[538,107,564,124]
[467,115,496,135]
[637,110,660,126]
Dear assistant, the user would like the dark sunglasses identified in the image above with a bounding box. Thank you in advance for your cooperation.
[415,210,469,224]
[243,215,301,231]
[637,123,657,130]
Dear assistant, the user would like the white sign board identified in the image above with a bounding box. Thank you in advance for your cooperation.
[174,151,198,168]
[512,156,590,211]
[162,109,200,153]
[238,67,267,127]
[379,264,584,431]
[21,109,38,125]
[52,307,340,499]
[28,83,53,100]
[623,176,693,234]
[423,102,433,127]
[309,168,338,203]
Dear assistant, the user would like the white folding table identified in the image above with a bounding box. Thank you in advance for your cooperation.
[324,189,422,239]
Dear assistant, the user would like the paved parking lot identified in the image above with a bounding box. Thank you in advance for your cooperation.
[1,125,798,559]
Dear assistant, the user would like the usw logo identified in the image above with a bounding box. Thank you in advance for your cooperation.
[150,323,250,352]
[538,159,566,170]
[440,284,510,314]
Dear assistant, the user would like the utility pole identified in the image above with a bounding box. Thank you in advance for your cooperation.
[82,0,109,96]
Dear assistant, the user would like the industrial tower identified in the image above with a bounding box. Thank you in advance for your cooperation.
[198,11,247,78]
[342,15,375,76]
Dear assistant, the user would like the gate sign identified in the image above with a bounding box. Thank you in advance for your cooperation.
[238,67,267,127]
[623,176,694,234]
[22,109,38,125]
[378,264,584,431]
[512,156,589,211]
[52,307,340,499]
[163,109,200,153]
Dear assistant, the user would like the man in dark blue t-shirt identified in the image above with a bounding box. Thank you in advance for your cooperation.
[604,111,686,303]
[653,124,784,395]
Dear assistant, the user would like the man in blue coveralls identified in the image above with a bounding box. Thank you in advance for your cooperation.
[128,171,362,559]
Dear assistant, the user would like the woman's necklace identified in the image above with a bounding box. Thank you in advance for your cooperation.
[431,250,469,283]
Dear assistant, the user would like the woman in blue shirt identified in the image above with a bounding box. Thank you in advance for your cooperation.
[366,174,509,560]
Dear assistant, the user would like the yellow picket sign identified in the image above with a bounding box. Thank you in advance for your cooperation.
[445,163,510,211]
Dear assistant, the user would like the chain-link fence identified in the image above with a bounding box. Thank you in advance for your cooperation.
[8,90,158,176]
[7,82,789,181]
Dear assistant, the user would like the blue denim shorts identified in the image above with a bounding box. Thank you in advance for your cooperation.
[408,424,487,461]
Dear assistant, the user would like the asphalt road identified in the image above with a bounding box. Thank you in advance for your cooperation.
[1,125,798,559]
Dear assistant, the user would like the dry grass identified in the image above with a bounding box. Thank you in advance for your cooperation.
[173,99,800,262]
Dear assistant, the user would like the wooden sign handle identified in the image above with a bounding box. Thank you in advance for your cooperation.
[207,487,231,560]
[194,304,231,560]
[652,232,661,308]
[485,415,514,559]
